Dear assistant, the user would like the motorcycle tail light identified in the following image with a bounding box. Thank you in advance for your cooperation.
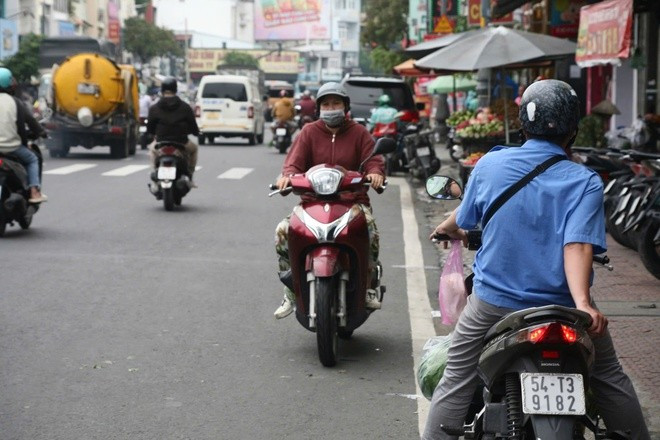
[527,323,578,344]
[110,126,124,135]
[399,109,419,123]
[195,105,201,117]
[160,146,177,155]
[561,324,578,343]
[247,106,254,118]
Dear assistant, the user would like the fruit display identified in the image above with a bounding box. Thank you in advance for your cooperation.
[446,109,475,127]
[455,119,505,139]
[460,152,485,166]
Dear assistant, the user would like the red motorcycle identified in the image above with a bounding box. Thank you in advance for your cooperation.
[269,138,396,366]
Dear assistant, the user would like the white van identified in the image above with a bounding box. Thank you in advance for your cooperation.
[194,75,265,145]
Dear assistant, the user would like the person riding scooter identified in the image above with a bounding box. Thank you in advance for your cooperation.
[0,67,48,204]
[368,94,399,132]
[147,77,199,185]
[270,89,296,141]
[273,82,386,319]
[297,89,316,128]
[423,79,650,440]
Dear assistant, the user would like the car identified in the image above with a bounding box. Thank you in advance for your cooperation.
[194,74,265,145]
[339,74,422,124]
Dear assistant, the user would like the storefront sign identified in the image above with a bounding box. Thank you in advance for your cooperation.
[430,0,458,33]
[550,0,586,39]
[468,0,514,27]
[433,15,454,34]
[187,49,300,74]
[576,0,633,67]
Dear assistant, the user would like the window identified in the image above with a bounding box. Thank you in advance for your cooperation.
[201,83,247,102]
[54,0,68,12]
[338,23,348,41]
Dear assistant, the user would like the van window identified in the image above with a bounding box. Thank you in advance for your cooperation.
[202,82,248,101]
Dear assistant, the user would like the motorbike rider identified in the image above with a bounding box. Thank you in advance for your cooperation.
[273,82,386,319]
[297,89,316,126]
[270,89,296,139]
[146,77,199,183]
[368,94,399,131]
[423,80,650,440]
[0,67,48,204]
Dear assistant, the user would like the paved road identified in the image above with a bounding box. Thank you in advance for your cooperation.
[1,135,425,439]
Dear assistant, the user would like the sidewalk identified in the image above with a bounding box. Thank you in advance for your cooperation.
[413,143,660,438]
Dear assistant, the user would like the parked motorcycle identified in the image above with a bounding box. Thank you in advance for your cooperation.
[424,175,628,439]
[403,125,441,180]
[149,141,193,211]
[268,137,396,367]
[0,135,45,237]
[273,120,294,154]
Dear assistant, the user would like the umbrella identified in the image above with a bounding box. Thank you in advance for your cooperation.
[427,75,477,94]
[415,26,577,71]
[404,30,482,59]
[392,58,430,77]
[415,26,576,143]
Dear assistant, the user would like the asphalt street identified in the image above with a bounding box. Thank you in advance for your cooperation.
[1,133,429,439]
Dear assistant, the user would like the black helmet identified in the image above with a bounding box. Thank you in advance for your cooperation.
[518,79,580,137]
[316,82,350,113]
[161,77,177,94]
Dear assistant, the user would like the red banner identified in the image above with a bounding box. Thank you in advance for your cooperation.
[575,0,633,67]
[467,0,481,27]
[107,20,120,43]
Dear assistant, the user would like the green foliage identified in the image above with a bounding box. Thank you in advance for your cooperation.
[1,34,43,82]
[361,0,408,48]
[123,17,183,62]
[369,47,406,75]
[223,51,259,68]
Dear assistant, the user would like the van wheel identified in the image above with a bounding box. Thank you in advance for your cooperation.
[256,133,264,144]
[248,134,257,146]
[206,135,214,145]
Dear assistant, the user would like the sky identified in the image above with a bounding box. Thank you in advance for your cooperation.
[154,0,234,38]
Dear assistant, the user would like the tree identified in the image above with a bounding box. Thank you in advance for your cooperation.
[1,34,43,82]
[223,51,259,68]
[123,17,182,62]
[361,0,408,49]
[369,46,407,75]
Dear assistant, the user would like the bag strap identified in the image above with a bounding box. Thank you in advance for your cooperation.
[481,155,568,228]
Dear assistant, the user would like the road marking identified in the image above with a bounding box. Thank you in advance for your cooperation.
[217,167,253,179]
[43,164,98,175]
[391,177,435,435]
[102,165,151,176]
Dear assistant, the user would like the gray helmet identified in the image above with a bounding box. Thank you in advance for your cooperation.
[316,82,350,113]
[161,77,177,94]
[518,79,580,137]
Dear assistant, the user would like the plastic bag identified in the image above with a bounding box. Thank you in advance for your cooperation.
[438,240,467,326]
[417,333,453,400]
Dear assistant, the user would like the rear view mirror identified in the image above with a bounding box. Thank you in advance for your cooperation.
[426,176,463,200]
[373,137,396,156]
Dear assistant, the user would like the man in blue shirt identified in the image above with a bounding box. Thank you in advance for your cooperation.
[423,80,649,440]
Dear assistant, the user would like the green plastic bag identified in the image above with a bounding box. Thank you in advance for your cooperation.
[417,333,453,400]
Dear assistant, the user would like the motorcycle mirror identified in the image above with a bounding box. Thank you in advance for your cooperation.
[358,138,396,172]
[425,175,463,200]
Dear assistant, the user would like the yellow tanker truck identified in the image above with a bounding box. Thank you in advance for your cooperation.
[43,52,139,158]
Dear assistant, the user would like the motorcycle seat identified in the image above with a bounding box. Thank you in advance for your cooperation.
[483,305,592,344]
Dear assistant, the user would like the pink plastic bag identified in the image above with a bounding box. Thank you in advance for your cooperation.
[438,240,467,326]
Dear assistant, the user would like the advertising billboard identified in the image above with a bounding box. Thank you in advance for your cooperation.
[575,0,633,67]
[0,18,18,61]
[187,49,300,74]
[254,0,331,41]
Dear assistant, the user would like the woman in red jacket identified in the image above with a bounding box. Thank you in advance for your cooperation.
[273,82,386,319]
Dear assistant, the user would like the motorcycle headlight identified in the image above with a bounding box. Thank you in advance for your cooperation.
[307,168,344,195]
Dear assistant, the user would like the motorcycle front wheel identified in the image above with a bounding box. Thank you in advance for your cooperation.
[638,220,660,279]
[315,277,338,367]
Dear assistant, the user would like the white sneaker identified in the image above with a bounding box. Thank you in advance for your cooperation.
[365,289,381,310]
[274,296,295,319]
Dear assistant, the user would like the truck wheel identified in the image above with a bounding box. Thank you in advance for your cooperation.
[111,139,129,159]
[256,132,264,144]
[128,130,137,155]
[248,133,257,146]
[48,146,69,158]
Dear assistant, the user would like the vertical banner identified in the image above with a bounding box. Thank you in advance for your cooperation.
[0,18,19,60]
[575,0,633,67]
[467,0,481,27]
[107,0,121,44]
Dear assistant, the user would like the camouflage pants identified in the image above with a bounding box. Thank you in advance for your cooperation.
[275,204,380,300]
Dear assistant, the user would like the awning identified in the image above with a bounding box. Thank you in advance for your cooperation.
[392,58,431,77]
[575,0,633,67]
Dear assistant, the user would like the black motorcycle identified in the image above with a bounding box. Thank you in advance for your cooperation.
[149,141,193,211]
[0,140,44,237]
[403,125,441,180]
[273,120,294,154]
[424,175,628,439]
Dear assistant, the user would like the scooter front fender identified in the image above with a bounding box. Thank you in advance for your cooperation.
[306,246,342,278]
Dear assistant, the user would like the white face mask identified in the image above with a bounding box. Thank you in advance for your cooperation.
[319,109,345,128]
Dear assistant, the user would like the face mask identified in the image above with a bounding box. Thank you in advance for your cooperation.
[319,109,345,128]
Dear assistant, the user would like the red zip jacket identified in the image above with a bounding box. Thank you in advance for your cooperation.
[282,119,385,206]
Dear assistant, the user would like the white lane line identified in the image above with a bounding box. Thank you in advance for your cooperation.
[217,167,253,179]
[391,177,435,435]
[102,165,151,176]
[43,164,98,175]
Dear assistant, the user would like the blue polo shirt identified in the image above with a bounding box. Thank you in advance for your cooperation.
[456,139,607,310]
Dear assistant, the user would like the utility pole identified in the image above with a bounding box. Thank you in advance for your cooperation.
[184,17,190,87]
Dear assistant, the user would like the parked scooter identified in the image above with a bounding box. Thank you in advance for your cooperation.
[268,138,396,367]
[424,175,627,439]
[0,133,45,236]
[403,125,441,180]
[148,141,193,211]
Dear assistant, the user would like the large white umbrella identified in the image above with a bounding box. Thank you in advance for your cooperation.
[404,29,482,59]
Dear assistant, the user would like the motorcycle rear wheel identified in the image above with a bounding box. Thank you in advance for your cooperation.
[18,214,32,230]
[277,142,287,154]
[163,188,175,211]
[637,220,660,279]
[315,277,338,367]
[0,209,6,237]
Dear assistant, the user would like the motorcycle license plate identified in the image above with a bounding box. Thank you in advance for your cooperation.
[139,126,147,133]
[520,373,585,415]
[276,128,287,136]
[416,146,431,156]
[157,167,177,180]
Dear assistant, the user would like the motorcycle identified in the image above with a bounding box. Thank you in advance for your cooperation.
[403,124,441,180]
[149,141,193,211]
[371,121,402,176]
[425,175,630,439]
[268,137,397,367]
[0,135,44,237]
[273,120,294,154]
